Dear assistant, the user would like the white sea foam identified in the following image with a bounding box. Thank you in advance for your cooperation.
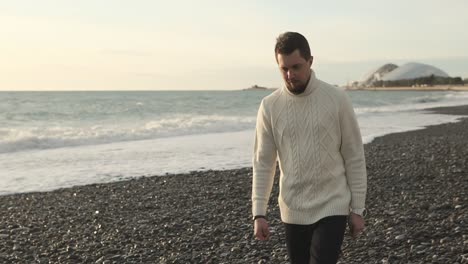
[359,112,464,144]
[0,114,256,153]
[355,93,468,114]
[0,130,255,195]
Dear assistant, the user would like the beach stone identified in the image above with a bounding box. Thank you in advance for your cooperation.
[395,235,405,240]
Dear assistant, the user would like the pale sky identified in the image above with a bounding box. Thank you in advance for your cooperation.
[1,0,467,91]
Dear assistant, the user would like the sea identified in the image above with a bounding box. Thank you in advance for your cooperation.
[1,90,468,195]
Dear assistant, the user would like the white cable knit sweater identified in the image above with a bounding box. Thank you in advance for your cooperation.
[252,71,367,225]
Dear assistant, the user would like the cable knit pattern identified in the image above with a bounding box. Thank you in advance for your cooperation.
[252,71,367,225]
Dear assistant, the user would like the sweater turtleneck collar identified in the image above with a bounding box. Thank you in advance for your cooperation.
[283,70,318,97]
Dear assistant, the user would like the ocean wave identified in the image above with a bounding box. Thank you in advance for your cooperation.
[0,114,256,154]
[355,93,468,114]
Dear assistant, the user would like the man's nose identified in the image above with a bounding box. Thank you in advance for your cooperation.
[287,70,295,80]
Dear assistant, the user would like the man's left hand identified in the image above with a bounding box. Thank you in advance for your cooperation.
[348,212,365,238]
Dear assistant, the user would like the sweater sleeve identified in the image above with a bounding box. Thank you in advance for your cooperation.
[252,100,278,217]
[339,92,367,210]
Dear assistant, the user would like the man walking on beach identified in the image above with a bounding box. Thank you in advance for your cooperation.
[252,32,367,264]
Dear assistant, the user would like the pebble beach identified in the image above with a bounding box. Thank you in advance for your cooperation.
[1,105,467,264]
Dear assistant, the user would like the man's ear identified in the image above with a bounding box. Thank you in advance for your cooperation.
[309,56,314,67]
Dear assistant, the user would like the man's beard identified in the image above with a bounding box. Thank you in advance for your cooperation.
[286,73,311,94]
[286,81,307,94]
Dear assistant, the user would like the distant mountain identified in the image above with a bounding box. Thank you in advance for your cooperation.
[381,62,449,81]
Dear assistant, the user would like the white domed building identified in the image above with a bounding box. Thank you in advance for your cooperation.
[355,62,455,88]
[381,62,449,81]
[359,63,398,87]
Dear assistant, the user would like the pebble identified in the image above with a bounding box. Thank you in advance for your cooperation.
[395,235,405,240]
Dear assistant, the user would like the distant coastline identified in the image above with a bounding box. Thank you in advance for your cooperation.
[241,84,468,92]
[345,84,468,91]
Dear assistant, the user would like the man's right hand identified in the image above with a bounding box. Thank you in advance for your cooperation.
[254,218,270,240]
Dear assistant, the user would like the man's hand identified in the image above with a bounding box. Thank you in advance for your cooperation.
[348,212,365,238]
[254,218,270,240]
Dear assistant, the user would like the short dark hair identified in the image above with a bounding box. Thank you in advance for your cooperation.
[274,32,311,61]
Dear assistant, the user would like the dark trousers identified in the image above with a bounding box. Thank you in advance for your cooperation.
[284,215,347,264]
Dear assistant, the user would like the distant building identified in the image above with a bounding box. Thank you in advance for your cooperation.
[359,63,398,87]
[381,62,449,81]
[353,62,461,88]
